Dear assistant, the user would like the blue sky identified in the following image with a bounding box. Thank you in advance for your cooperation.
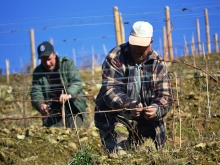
[0,0,220,73]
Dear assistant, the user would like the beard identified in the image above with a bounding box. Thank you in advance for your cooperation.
[131,52,148,64]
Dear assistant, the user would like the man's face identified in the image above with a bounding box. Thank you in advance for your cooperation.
[130,45,149,56]
[129,43,152,64]
[40,52,56,71]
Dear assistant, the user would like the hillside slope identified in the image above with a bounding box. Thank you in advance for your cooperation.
[0,54,219,164]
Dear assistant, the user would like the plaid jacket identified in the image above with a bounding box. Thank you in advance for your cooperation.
[94,42,173,148]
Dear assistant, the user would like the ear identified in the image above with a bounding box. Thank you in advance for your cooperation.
[150,39,154,44]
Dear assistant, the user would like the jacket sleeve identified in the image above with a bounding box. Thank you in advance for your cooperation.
[151,60,173,119]
[62,59,84,97]
[30,71,45,111]
[100,56,137,109]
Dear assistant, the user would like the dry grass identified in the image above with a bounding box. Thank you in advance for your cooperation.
[0,54,220,164]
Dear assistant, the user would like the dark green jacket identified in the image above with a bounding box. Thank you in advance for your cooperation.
[30,56,87,120]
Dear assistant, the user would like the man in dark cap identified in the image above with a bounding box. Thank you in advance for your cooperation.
[30,41,87,128]
[94,21,173,154]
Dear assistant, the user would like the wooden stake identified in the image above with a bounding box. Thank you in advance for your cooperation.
[113,6,122,46]
[202,43,211,118]
[61,90,66,128]
[49,38,53,45]
[183,35,189,57]
[163,26,168,61]
[192,49,196,68]
[5,59,10,84]
[191,34,196,56]
[174,72,181,149]
[30,29,36,72]
[102,44,108,56]
[23,91,26,127]
[165,6,174,60]
[72,48,76,65]
[159,38,163,56]
[204,9,211,54]
[20,57,23,72]
[191,34,196,67]
[196,19,202,55]
[74,115,81,147]
[119,12,125,44]
[172,104,176,149]
[91,46,95,83]
[214,33,219,53]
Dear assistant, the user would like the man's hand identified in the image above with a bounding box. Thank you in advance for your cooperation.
[38,104,50,116]
[144,105,157,120]
[131,102,144,118]
[59,94,71,103]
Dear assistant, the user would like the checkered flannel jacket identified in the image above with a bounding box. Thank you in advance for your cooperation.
[94,42,173,148]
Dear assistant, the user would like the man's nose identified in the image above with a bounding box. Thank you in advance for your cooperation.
[135,49,144,54]
[46,61,51,66]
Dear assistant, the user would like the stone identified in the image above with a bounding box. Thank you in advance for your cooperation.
[59,129,71,135]
[23,156,38,162]
[194,143,206,150]
[49,127,59,134]
[91,131,99,137]
[29,125,35,130]
[188,92,195,99]
[10,126,22,134]
[0,152,6,162]
[68,142,77,150]
[0,138,15,147]
[3,128,10,134]
[26,129,35,137]
[45,135,58,144]
[117,146,127,156]
[57,135,63,141]
[79,137,88,143]
[17,134,25,140]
